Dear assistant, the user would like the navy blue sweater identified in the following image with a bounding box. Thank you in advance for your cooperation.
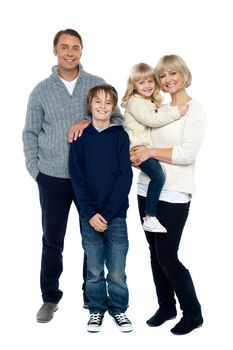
[69,124,133,222]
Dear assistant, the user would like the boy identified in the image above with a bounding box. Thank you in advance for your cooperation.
[69,85,133,332]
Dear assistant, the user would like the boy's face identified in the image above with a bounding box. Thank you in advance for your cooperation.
[90,91,114,123]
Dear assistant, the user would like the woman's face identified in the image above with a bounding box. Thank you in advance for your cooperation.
[158,68,184,95]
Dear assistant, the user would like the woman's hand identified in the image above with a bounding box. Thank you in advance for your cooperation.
[68,119,90,142]
[130,146,151,167]
[89,213,108,232]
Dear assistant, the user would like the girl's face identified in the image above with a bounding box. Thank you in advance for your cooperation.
[134,78,155,98]
[158,68,184,95]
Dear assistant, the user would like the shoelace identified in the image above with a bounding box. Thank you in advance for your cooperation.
[89,313,103,323]
[115,313,130,325]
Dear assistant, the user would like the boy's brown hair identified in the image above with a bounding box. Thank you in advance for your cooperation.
[87,84,118,113]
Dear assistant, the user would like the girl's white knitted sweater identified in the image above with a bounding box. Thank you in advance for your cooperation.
[123,94,181,148]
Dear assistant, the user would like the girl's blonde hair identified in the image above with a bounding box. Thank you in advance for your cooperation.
[155,54,192,90]
[121,63,162,108]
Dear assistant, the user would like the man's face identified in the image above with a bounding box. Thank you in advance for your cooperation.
[53,34,82,72]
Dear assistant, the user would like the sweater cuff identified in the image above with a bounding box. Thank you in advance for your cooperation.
[171,147,178,164]
[82,208,97,222]
[100,209,114,223]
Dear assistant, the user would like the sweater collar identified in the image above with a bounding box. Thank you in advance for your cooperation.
[86,123,120,134]
[51,63,83,83]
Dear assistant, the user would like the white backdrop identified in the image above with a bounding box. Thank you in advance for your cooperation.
[1,0,232,349]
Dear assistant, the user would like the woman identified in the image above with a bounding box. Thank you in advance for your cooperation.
[131,55,206,335]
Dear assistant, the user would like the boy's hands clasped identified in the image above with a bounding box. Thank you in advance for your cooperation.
[89,213,108,232]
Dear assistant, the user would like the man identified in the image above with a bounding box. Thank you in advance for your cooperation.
[22,29,122,323]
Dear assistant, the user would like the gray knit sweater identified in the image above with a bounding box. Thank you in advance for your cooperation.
[22,65,123,180]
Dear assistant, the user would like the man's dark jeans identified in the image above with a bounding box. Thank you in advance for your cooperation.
[37,172,87,304]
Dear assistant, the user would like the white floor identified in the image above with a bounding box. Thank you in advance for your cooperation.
[1,1,232,348]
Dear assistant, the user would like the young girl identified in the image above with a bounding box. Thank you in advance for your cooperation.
[122,63,187,233]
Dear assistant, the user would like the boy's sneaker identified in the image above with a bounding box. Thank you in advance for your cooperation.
[87,313,104,332]
[113,313,133,332]
[142,217,167,233]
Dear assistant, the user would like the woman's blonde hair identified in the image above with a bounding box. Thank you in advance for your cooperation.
[121,63,162,108]
[155,54,192,90]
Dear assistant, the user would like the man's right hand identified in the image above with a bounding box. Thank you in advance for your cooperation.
[68,119,90,142]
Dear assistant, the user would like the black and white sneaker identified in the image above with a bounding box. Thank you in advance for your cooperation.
[87,313,104,332]
[113,313,133,332]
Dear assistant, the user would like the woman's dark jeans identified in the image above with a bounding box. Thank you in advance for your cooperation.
[138,195,202,317]
[37,172,87,304]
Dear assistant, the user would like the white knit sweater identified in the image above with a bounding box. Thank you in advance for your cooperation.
[123,94,181,148]
[138,100,206,195]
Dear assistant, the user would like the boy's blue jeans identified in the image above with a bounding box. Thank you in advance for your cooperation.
[81,217,129,316]
[140,158,165,217]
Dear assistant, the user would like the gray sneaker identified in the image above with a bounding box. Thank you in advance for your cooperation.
[36,303,58,323]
